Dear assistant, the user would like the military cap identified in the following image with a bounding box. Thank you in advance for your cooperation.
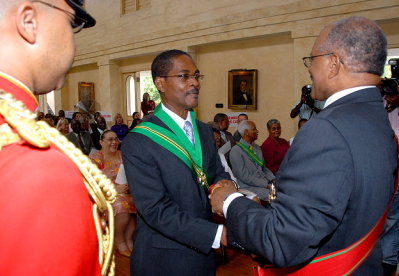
[65,0,96,28]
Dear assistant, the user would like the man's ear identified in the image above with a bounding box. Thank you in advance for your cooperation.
[154,77,165,93]
[328,54,341,79]
[16,2,37,44]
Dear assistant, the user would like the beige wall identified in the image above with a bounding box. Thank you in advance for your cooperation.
[59,0,399,141]
[196,33,295,142]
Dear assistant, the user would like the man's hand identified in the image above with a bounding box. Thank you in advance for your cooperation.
[210,180,237,216]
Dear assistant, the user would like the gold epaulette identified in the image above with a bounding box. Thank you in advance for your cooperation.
[0,90,117,276]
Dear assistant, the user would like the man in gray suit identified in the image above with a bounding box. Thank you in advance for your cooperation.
[122,49,232,275]
[230,120,275,201]
[210,16,397,275]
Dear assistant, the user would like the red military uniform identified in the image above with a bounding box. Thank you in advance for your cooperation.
[0,73,101,275]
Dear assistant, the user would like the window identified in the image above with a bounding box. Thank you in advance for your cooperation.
[139,71,160,106]
[121,0,150,14]
[125,70,159,117]
[37,90,55,114]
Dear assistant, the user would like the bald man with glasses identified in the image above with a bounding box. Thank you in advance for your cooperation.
[210,16,396,275]
[0,1,116,275]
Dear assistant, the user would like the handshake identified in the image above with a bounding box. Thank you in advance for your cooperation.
[208,180,238,217]
[208,179,262,217]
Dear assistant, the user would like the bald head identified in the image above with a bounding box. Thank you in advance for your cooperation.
[0,0,78,94]
[319,16,387,76]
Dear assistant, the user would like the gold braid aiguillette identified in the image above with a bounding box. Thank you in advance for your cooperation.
[0,90,117,276]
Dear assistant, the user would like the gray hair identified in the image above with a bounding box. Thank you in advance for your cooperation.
[237,120,251,137]
[319,16,387,76]
[267,119,280,129]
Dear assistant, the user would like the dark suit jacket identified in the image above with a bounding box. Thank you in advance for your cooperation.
[234,90,253,105]
[66,131,93,155]
[91,129,101,150]
[122,114,230,275]
[225,87,397,275]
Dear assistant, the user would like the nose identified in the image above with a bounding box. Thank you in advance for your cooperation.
[188,75,200,87]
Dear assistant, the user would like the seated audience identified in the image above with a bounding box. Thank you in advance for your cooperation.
[36,111,44,121]
[91,116,108,150]
[89,130,136,257]
[214,113,235,147]
[214,113,235,165]
[111,113,129,141]
[66,119,93,155]
[56,118,70,135]
[81,114,91,133]
[44,113,55,127]
[128,118,142,131]
[132,111,141,120]
[230,120,275,201]
[72,111,81,121]
[261,119,290,174]
[233,113,248,142]
[210,126,260,203]
[90,111,102,132]
[54,109,65,125]
[210,126,237,183]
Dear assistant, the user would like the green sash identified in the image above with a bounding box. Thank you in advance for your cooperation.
[131,105,208,189]
[236,142,265,167]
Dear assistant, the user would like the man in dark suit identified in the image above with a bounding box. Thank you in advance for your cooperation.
[66,119,93,155]
[234,80,253,105]
[210,16,397,275]
[213,113,235,148]
[122,49,232,275]
[91,115,107,150]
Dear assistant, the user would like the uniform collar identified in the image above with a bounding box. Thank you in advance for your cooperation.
[0,72,38,111]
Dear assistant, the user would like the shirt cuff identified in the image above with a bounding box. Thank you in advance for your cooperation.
[212,224,224,249]
[223,192,244,218]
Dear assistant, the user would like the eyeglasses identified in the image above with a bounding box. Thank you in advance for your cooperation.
[103,137,120,142]
[160,74,205,82]
[31,1,87,33]
[302,53,334,68]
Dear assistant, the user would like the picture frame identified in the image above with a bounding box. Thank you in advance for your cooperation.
[228,69,257,110]
[78,82,95,113]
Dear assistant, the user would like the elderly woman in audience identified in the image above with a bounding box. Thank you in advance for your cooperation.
[56,118,70,135]
[261,119,290,174]
[111,113,129,141]
[89,130,136,257]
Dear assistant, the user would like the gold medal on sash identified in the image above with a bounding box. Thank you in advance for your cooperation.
[268,182,277,204]
[197,170,208,189]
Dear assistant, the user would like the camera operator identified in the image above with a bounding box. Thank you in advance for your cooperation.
[379,58,399,276]
[290,85,325,120]
[380,59,399,136]
[384,79,399,136]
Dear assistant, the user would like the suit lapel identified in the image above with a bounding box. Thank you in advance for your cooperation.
[149,115,209,197]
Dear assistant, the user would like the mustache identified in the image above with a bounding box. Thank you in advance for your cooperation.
[186,88,199,95]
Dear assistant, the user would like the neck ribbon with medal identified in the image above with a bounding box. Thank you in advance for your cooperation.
[131,105,209,190]
[236,142,277,204]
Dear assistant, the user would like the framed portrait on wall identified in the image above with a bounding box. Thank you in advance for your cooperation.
[228,69,257,110]
[78,82,95,113]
